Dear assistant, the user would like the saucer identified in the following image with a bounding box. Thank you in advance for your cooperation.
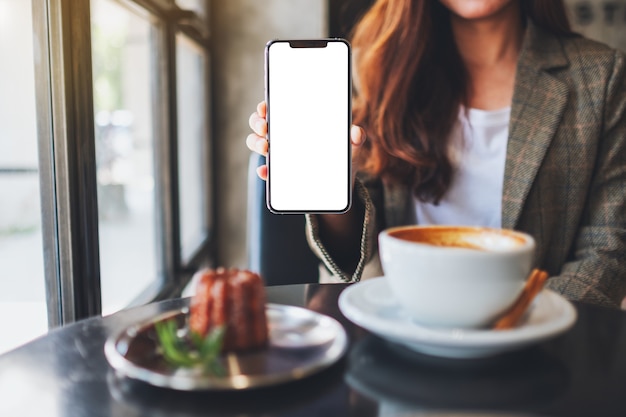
[338,277,577,358]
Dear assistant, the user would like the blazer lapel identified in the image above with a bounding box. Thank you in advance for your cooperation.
[502,24,570,229]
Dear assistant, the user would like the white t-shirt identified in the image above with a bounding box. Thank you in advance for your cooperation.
[415,106,511,228]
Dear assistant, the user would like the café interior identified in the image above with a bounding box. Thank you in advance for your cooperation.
[2,0,626,416]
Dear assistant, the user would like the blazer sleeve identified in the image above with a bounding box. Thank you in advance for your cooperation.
[546,50,626,308]
[304,176,380,283]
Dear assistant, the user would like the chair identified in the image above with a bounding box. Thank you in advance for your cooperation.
[246,153,320,286]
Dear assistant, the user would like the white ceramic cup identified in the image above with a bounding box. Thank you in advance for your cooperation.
[378,225,536,328]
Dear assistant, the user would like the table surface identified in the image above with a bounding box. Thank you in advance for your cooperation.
[1,283,626,417]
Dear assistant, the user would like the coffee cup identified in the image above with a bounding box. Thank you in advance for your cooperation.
[378,225,535,328]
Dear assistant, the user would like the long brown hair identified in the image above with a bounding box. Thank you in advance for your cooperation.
[351,0,571,203]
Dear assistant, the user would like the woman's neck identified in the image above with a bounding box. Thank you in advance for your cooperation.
[450,3,524,69]
[450,3,524,110]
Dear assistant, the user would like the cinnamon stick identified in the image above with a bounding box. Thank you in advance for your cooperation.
[493,269,549,330]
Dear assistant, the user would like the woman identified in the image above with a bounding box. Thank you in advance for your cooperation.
[247,0,626,308]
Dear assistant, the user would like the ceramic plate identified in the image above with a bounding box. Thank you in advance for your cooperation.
[338,277,576,358]
[105,303,348,390]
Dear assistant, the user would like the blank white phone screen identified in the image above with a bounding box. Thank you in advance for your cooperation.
[267,40,350,213]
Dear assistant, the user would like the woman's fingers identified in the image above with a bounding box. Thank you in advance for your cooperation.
[256,164,268,181]
[257,101,267,118]
[247,103,267,151]
[248,112,267,136]
[349,125,366,188]
[248,101,267,135]
[247,131,267,180]
[351,125,366,147]
[249,101,356,183]
[246,133,268,156]
[249,101,268,181]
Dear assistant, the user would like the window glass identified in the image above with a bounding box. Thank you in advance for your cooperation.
[92,0,158,315]
[176,34,210,262]
[0,0,48,353]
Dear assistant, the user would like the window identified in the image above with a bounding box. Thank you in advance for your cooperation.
[0,0,213,353]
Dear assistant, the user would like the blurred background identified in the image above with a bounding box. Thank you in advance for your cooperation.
[0,0,623,354]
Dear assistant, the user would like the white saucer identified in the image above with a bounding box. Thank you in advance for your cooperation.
[338,277,577,359]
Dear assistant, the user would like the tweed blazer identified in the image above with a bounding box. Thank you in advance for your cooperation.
[305,22,626,309]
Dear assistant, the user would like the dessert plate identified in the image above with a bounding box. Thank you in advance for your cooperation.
[105,304,348,390]
[338,277,576,358]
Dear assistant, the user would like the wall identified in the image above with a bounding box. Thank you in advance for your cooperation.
[565,0,626,51]
[210,1,326,268]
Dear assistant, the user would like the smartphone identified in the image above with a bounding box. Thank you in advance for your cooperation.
[265,39,351,213]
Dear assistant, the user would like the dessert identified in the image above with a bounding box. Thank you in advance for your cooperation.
[189,268,268,352]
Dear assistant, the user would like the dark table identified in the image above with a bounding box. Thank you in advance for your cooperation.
[1,283,626,417]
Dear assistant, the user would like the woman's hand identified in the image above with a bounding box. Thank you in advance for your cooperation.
[246,100,366,181]
[246,100,367,274]
[246,101,269,180]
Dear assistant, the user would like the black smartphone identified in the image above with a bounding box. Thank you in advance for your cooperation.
[265,39,352,213]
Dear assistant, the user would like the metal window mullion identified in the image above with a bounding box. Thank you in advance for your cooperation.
[44,0,102,324]
[153,19,182,290]
[167,21,185,279]
[201,0,216,270]
[202,37,215,260]
[33,0,62,328]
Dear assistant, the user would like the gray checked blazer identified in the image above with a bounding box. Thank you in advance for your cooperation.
[305,22,626,309]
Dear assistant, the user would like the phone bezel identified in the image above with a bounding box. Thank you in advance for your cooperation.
[264,38,353,215]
